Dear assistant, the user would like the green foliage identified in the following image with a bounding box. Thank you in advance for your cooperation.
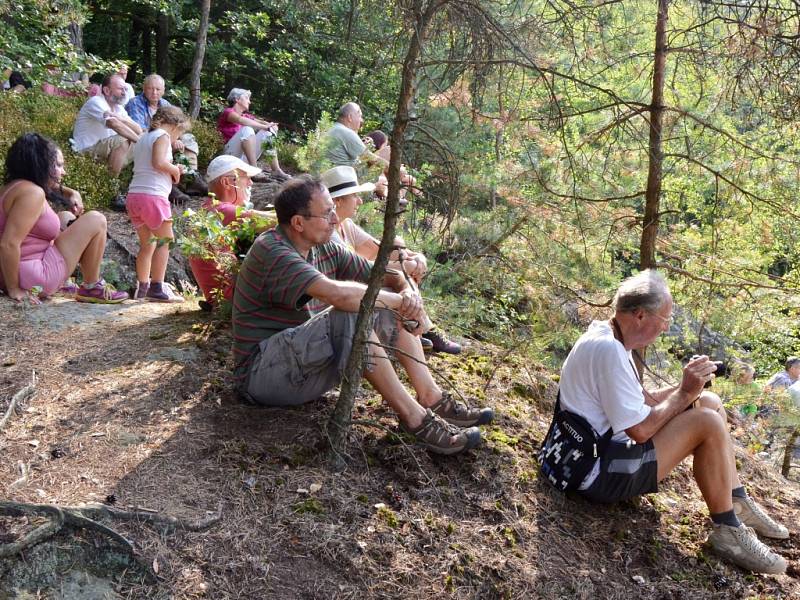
[294,112,334,175]
[188,118,223,170]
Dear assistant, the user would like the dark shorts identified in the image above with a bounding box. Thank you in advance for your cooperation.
[579,439,658,503]
[242,307,399,407]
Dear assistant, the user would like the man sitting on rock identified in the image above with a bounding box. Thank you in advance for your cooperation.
[232,176,493,455]
[552,269,788,574]
[324,102,389,168]
[125,73,206,200]
[188,155,275,310]
[72,73,142,177]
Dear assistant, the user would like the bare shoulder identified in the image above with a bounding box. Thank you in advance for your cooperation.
[2,181,46,214]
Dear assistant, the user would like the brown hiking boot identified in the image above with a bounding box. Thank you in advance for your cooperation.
[402,409,481,455]
[431,391,494,427]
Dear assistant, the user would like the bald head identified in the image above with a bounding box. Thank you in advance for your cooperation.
[338,102,363,132]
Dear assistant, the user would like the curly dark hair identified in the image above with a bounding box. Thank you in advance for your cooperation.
[4,133,60,191]
[274,175,326,225]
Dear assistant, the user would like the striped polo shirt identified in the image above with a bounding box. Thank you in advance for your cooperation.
[232,225,371,381]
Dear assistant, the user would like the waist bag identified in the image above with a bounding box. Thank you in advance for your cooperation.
[538,391,613,491]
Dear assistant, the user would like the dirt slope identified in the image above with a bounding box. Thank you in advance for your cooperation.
[1,294,800,599]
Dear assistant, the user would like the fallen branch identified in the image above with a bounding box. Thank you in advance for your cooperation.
[0,371,36,431]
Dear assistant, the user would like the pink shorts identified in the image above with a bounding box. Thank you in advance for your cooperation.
[18,244,68,295]
[126,193,172,230]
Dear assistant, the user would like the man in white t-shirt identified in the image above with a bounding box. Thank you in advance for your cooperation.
[556,269,788,574]
[72,73,142,176]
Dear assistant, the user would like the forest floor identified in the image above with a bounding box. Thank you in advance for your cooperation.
[2,252,800,599]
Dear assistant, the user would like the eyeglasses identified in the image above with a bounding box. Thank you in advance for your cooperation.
[302,208,337,223]
[648,310,673,325]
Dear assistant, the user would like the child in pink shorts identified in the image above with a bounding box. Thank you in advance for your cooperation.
[127,106,189,302]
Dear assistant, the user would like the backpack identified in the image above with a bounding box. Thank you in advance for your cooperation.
[538,391,613,492]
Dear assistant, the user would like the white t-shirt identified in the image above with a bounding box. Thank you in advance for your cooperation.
[72,95,129,152]
[559,320,652,488]
[129,129,173,197]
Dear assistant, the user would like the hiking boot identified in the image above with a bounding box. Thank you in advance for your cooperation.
[422,328,462,355]
[431,391,494,427]
[420,336,433,353]
[733,496,789,539]
[184,172,208,196]
[134,282,149,301]
[169,185,192,207]
[402,409,481,455]
[707,523,786,574]
[75,279,128,304]
[110,193,127,212]
[146,282,184,303]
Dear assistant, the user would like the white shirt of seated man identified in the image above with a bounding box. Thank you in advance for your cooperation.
[72,76,130,152]
[558,320,652,489]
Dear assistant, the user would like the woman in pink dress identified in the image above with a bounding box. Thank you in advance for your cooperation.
[0,134,128,304]
[217,88,289,180]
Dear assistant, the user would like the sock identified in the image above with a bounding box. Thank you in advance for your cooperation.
[711,509,741,527]
[732,486,747,499]
[82,280,100,289]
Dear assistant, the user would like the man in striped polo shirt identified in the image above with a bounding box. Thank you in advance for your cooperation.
[232,176,492,455]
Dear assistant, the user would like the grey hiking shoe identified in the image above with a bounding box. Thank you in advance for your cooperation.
[402,409,481,455]
[708,524,787,574]
[733,496,789,539]
[431,391,494,428]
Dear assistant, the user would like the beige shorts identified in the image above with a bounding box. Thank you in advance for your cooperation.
[83,135,134,164]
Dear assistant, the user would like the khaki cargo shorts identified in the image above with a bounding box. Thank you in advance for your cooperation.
[241,307,399,407]
[83,134,134,165]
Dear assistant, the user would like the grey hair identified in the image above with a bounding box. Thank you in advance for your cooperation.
[338,102,360,121]
[612,269,670,314]
[143,73,165,87]
[227,87,251,105]
[785,357,800,371]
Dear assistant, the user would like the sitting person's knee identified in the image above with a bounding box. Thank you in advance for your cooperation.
[240,126,256,139]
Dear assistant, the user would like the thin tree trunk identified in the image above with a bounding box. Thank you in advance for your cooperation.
[189,0,211,118]
[156,12,170,76]
[327,0,440,469]
[68,22,83,52]
[639,0,668,270]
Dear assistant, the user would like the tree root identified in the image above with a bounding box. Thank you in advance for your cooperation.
[0,371,36,431]
[0,500,223,562]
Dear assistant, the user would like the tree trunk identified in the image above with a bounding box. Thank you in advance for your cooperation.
[782,428,799,478]
[639,0,668,270]
[142,23,152,75]
[156,12,170,76]
[68,21,83,53]
[326,0,439,469]
[189,0,211,118]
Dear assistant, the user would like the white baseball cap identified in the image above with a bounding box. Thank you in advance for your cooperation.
[206,155,262,183]
[321,166,375,199]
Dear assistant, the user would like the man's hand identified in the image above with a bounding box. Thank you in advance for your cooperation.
[397,289,423,323]
[681,355,718,399]
[68,190,84,216]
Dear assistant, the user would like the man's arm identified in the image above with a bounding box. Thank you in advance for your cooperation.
[626,357,716,443]
[306,276,421,322]
[105,115,142,143]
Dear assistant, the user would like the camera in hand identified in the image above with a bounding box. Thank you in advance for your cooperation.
[690,355,725,388]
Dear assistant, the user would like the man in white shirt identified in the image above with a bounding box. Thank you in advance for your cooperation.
[557,269,788,574]
[72,73,142,176]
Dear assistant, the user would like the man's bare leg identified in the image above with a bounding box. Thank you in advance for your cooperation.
[652,407,733,514]
[392,327,441,407]
[108,142,131,176]
[695,391,743,489]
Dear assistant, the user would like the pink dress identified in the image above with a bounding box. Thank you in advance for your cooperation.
[0,181,68,295]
